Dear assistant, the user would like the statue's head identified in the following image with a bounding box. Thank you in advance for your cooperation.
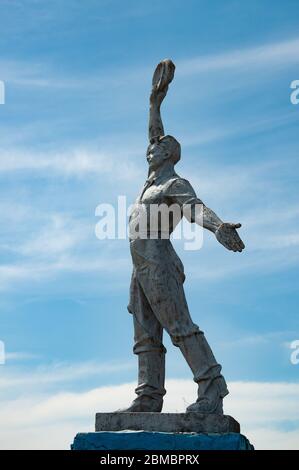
[146,135,181,170]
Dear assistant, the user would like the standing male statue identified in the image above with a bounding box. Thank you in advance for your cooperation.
[122,59,245,414]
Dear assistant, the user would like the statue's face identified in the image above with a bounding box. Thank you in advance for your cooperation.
[146,139,170,170]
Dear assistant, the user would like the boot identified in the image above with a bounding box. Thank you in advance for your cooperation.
[175,332,228,414]
[118,349,166,412]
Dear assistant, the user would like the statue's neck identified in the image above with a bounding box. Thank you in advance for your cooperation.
[148,161,176,180]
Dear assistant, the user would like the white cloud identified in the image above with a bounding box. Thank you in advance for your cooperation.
[16,213,89,257]
[5,351,40,361]
[0,54,150,90]
[0,360,134,390]
[178,37,299,75]
[0,147,142,180]
[0,263,40,288]
[0,59,46,86]
[182,112,297,149]
[0,378,298,449]
[0,254,130,292]
[244,427,299,450]
[186,247,299,282]
[0,201,131,291]
[2,35,299,94]
[220,331,296,349]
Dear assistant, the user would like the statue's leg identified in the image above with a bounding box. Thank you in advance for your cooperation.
[172,331,229,413]
[136,258,228,414]
[131,313,166,411]
[120,270,166,412]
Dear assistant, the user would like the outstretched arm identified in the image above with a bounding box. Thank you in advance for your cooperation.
[166,178,245,253]
[194,206,245,252]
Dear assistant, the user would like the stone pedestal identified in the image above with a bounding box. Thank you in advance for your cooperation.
[71,412,254,450]
[95,412,240,434]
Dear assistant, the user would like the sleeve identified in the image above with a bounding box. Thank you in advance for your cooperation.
[165,178,203,222]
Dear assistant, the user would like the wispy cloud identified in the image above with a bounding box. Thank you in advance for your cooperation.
[5,351,40,361]
[0,360,134,391]
[2,35,299,94]
[0,255,130,292]
[220,331,297,349]
[178,37,299,75]
[0,147,142,180]
[182,112,298,148]
[0,199,131,292]
[0,377,298,449]
[0,56,150,90]
[15,213,89,257]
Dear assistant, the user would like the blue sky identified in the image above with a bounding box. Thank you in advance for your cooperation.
[0,0,299,449]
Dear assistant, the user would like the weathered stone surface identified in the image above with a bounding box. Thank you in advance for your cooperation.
[72,431,254,450]
[95,412,240,434]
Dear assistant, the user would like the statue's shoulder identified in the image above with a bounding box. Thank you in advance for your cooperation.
[165,174,193,191]
[163,174,181,191]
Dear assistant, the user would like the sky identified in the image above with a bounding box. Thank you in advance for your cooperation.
[0,0,299,450]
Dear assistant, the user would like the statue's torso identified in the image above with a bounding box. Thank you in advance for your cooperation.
[128,174,187,278]
[129,174,182,240]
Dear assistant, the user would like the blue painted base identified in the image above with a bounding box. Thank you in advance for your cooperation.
[71,431,254,450]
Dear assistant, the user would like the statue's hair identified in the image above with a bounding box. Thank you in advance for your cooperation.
[159,135,181,164]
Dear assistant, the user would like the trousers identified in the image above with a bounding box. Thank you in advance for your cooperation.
[127,239,228,401]
[128,239,200,349]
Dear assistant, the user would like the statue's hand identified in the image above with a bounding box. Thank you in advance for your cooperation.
[215,223,245,252]
[150,59,175,107]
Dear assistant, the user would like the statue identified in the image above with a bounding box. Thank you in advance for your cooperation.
[121,59,245,414]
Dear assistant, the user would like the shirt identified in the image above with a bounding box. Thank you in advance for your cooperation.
[129,173,203,240]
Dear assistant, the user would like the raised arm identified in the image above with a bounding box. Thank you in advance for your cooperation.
[149,93,165,140]
[148,59,175,141]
